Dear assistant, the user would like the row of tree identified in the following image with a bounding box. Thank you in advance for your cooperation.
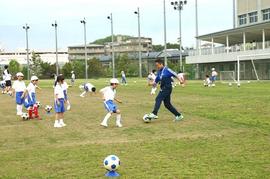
[3,52,196,80]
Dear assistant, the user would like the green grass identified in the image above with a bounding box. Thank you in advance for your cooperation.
[0,79,269,178]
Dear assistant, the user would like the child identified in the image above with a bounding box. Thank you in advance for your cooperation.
[25,76,41,119]
[211,68,218,86]
[54,75,66,128]
[177,71,185,87]
[147,70,157,95]
[3,65,12,94]
[204,75,211,87]
[12,72,27,116]
[100,78,123,128]
[121,71,127,85]
[71,71,75,86]
[79,82,96,97]
[62,79,71,110]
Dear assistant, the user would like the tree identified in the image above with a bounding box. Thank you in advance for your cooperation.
[61,62,73,78]
[9,60,20,76]
[30,52,42,76]
[40,62,56,79]
[88,57,105,77]
[116,54,130,76]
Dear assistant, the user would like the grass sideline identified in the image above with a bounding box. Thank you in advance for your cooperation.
[0,78,269,178]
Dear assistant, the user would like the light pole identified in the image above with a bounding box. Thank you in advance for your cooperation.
[171,0,187,72]
[23,24,30,80]
[107,13,115,78]
[163,0,168,66]
[134,7,142,78]
[195,0,199,79]
[80,17,88,80]
[52,21,59,75]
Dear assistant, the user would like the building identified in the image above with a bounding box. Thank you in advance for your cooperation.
[187,0,270,80]
[68,36,153,61]
[0,49,68,67]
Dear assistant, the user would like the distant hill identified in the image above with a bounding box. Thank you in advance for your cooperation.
[91,35,134,45]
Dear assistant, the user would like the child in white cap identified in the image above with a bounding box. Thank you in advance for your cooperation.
[12,72,27,116]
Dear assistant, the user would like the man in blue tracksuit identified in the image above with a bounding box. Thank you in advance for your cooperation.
[147,59,184,122]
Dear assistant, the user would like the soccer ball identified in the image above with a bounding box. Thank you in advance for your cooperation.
[103,155,120,171]
[228,83,232,87]
[45,105,53,113]
[143,114,152,123]
[21,113,29,120]
[36,101,41,108]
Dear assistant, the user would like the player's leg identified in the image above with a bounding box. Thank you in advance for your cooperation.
[80,90,87,97]
[149,91,166,119]
[115,109,122,128]
[101,101,114,127]
[163,92,183,121]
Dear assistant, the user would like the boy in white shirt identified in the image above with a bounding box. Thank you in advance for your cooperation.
[25,76,41,119]
[79,82,96,97]
[100,78,123,128]
[204,75,211,87]
[62,80,71,110]
[54,75,67,128]
[12,72,27,116]
[147,70,157,95]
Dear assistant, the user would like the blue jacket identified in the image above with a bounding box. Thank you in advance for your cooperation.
[155,67,178,90]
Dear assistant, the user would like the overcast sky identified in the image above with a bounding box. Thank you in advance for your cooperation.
[0,0,234,51]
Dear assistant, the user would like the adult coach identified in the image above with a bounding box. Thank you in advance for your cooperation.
[147,59,184,122]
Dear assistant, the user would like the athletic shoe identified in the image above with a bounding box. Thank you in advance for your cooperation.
[80,95,85,98]
[148,113,158,119]
[175,115,184,122]
[100,122,108,128]
[116,122,123,128]
[59,120,66,127]
[54,123,62,128]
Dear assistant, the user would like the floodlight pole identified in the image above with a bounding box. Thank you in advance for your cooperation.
[171,0,187,72]
[108,13,115,78]
[52,21,59,75]
[163,0,168,66]
[23,24,30,80]
[81,17,88,80]
[134,7,142,78]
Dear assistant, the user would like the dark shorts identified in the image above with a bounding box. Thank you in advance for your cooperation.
[5,80,11,87]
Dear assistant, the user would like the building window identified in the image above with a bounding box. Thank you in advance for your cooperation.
[239,14,247,25]
[248,12,258,23]
[262,8,270,21]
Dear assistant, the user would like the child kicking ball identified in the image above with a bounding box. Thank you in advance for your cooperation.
[100,78,123,128]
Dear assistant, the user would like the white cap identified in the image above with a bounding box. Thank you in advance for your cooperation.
[110,78,119,84]
[31,76,39,81]
[16,72,24,77]
[212,68,215,71]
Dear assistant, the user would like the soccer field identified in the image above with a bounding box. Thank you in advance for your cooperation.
[0,79,269,178]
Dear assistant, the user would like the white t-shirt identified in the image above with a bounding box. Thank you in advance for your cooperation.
[121,72,126,78]
[12,80,26,92]
[212,71,218,77]
[27,83,36,95]
[62,82,68,91]
[71,74,75,80]
[85,83,94,92]
[4,70,11,81]
[205,78,211,85]
[54,83,65,99]
[149,72,156,81]
[100,86,116,101]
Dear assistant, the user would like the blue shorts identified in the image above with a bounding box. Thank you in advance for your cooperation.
[16,92,25,105]
[104,100,117,113]
[54,98,65,113]
[24,93,36,108]
[211,76,217,82]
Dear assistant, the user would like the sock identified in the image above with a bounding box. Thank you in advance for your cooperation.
[102,113,111,124]
[33,105,39,117]
[28,108,33,119]
[116,114,121,124]
[16,105,21,114]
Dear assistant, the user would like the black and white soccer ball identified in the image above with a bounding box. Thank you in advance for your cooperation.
[143,114,152,123]
[21,113,29,120]
[45,105,53,113]
[103,155,120,171]
[36,101,41,108]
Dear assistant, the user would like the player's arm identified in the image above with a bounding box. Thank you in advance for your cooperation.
[55,94,60,105]
[99,88,106,100]
[36,85,41,90]
[21,89,27,99]
[168,68,183,83]
[114,98,122,104]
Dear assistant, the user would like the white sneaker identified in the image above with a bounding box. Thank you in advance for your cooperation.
[80,95,85,98]
[116,122,123,128]
[59,119,66,127]
[100,122,108,128]
[148,113,158,119]
[67,105,71,111]
[54,123,62,128]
